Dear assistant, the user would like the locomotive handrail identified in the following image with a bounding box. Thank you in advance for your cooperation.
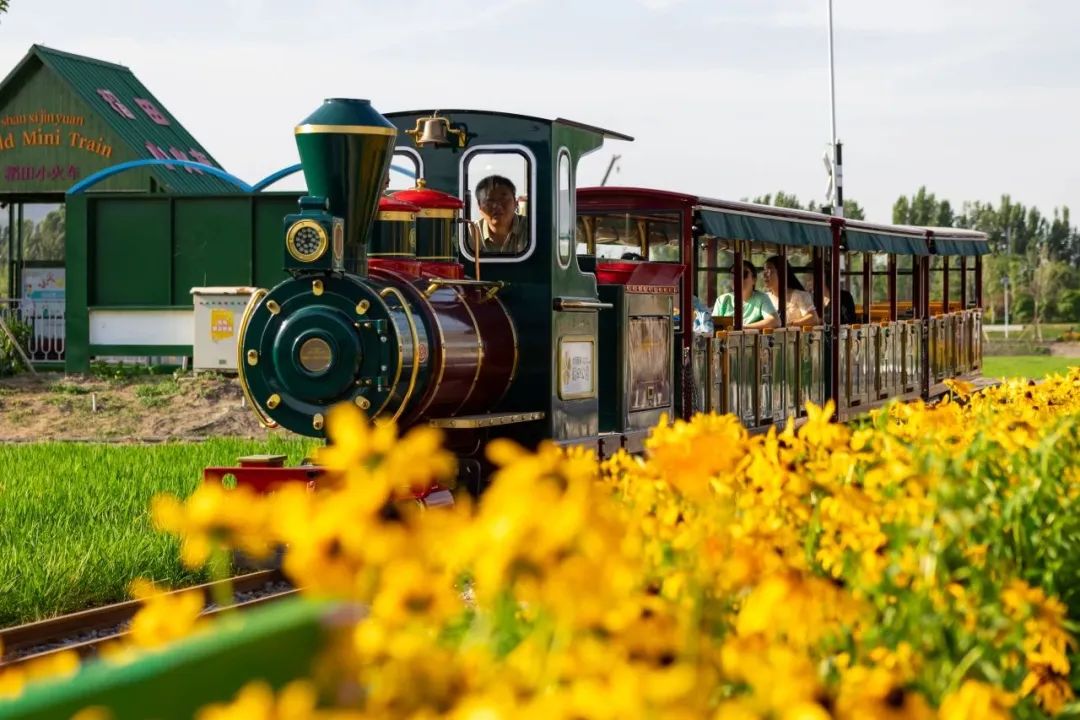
[423,278,506,299]
[553,298,614,312]
[235,289,280,430]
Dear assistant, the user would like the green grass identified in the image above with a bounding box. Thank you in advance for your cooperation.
[981,355,1077,380]
[0,437,317,626]
[133,378,182,407]
[983,323,1077,341]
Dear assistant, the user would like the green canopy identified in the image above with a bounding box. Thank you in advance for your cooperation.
[844,229,928,255]
[933,237,991,256]
[698,208,833,247]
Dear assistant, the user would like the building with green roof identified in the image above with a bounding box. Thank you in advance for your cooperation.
[0,44,237,364]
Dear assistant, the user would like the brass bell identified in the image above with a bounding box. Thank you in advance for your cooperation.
[418,117,449,145]
[407,112,466,148]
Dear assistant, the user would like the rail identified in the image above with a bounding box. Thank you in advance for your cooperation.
[422,278,506,299]
[0,570,294,670]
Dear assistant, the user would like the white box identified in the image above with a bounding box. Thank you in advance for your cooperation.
[190,287,257,371]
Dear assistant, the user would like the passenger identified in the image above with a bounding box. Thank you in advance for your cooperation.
[621,252,645,261]
[812,274,857,325]
[712,261,780,330]
[691,295,713,335]
[475,175,528,254]
[764,255,820,327]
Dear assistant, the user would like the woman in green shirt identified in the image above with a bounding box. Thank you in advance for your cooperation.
[712,261,780,329]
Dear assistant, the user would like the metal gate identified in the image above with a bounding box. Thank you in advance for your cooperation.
[0,298,65,363]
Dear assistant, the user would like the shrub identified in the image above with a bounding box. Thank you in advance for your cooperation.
[0,317,32,377]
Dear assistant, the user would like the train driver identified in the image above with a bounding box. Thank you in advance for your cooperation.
[712,261,780,329]
[475,175,529,254]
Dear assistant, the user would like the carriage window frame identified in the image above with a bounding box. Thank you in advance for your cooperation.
[459,144,537,264]
[556,149,573,269]
[576,209,682,262]
[695,235,736,311]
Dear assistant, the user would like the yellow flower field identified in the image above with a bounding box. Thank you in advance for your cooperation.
[8,371,1080,719]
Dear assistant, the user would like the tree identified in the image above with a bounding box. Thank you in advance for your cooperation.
[750,192,866,221]
[893,186,953,226]
[0,1,9,21]
[25,206,65,262]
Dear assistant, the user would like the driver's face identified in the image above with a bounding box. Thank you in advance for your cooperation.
[478,185,517,233]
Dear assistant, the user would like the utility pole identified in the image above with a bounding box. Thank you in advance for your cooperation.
[1004,226,1011,339]
[827,0,843,218]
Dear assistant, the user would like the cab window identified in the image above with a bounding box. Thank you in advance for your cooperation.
[461,150,531,259]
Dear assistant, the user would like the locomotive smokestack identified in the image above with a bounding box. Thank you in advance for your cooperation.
[294,98,397,275]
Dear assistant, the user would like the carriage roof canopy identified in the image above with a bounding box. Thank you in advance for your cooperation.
[0,44,234,195]
[695,202,834,248]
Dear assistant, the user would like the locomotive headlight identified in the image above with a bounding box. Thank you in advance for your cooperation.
[286,219,329,263]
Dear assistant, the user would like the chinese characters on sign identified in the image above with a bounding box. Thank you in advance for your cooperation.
[4,164,80,182]
[559,338,596,399]
[144,142,213,174]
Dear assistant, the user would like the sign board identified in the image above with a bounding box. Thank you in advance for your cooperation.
[21,266,65,304]
[558,336,596,400]
[210,309,234,342]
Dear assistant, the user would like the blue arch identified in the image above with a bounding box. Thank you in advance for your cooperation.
[252,163,302,192]
[251,163,418,192]
[67,159,254,194]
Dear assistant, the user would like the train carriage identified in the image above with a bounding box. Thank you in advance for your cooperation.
[577,188,989,433]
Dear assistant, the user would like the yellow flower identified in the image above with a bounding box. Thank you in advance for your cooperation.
[938,680,1014,720]
[196,680,330,720]
[1019,663,1075,715]
[835,666,932,720]
[944,378,975,398]
[127,579,204,649]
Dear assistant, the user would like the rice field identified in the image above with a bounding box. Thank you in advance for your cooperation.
[0,438,316,626]
[982,355,1076,380]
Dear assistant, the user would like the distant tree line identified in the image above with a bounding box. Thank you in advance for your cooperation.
[752,187,1080,334]
[892,187,1080,334]
[749,191,866,221]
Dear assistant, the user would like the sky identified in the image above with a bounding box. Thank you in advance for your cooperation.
[1,0,1078,223]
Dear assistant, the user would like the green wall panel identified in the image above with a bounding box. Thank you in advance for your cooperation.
[172,198,253,304]
[91,198,170,305]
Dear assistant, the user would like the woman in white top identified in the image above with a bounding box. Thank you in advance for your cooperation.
[763,255,821,327]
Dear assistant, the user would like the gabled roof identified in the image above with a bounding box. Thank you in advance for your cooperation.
[0,45,236,193]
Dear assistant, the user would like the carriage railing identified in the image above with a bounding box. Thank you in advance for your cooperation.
[970,310,983,372]
[926,310,982,382]
[875,322,901,399]
[796,326,827,416]
[838,325,872,410]
[955,312,969,375]
[900,320,921,393]
[694,310,982,427]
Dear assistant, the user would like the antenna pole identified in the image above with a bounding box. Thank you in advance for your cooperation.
[600,155,621,186]
[827,0,843,218]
